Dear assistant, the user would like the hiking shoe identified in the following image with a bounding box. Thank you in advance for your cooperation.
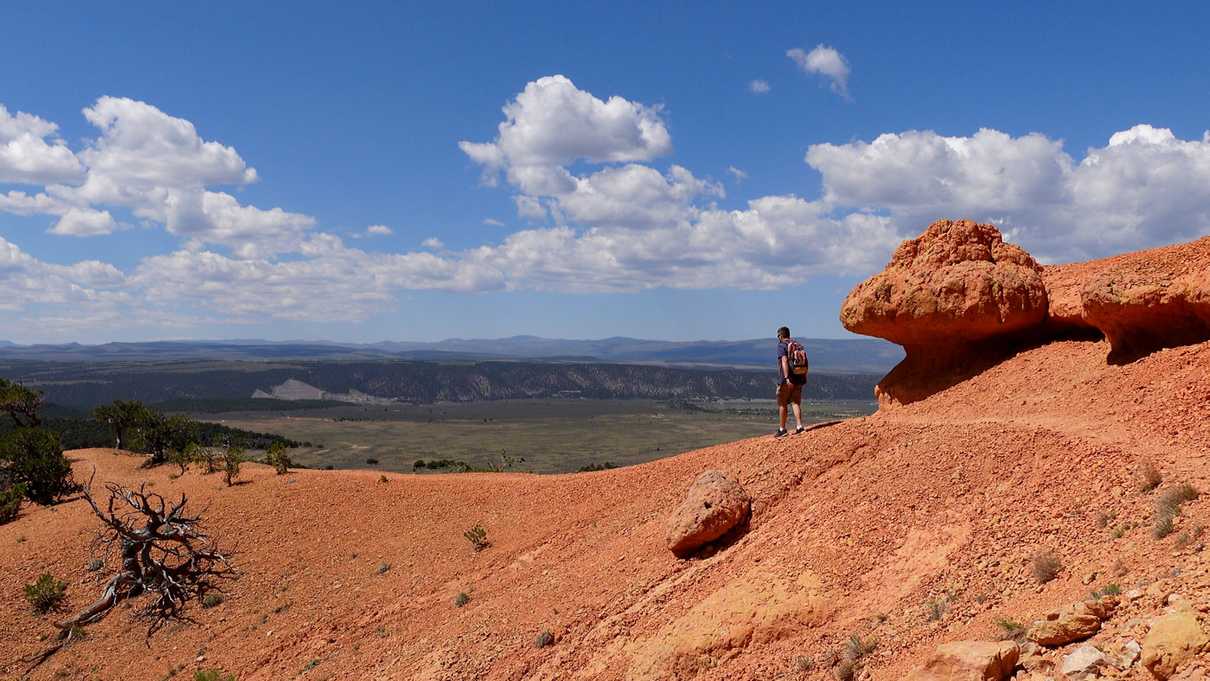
[774,428,788,438]
[795,426,805,435]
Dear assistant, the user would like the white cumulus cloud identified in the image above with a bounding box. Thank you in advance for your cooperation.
[749,80,771,94]
[0,104,84,185]
[366,224,393,236]
[805,123,1210,260]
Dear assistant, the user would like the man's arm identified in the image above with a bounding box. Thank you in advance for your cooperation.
[779,356,790,383]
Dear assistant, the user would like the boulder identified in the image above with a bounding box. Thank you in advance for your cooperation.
[904,640,1019,681]
[1027,598,1117,647]
[1059,644,1108,679]
[840,220,1048,406]
[665,470,751,557]
[1141,607,1209,679]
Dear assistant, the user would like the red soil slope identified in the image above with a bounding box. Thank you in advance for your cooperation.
[2,240,1209,680]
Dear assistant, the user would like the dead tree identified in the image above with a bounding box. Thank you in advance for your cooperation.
[24,478,234,673]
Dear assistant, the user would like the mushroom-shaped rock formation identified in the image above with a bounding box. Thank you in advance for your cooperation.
[841,220,1049,406]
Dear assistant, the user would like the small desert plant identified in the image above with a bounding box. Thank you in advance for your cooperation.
[535,629,554,648]
[1154,511,1176,539]
[302,659,319,672]
[24,573,67,613]
[1153,483,1198,539]
[377,562,391,575]
[1095,510,1117,528]
[0,482,26,524]
[832,659,856,681]
[222,444,245,486]
[378,474,389,483]
[1111,525,1127,539]
[1158,483,1199,513]
[193,445,219,474]
[994,617,1025,641]
[265,442,291,475]
[1031,549,1062,584]
[193,670,235,681]
[1138,461,1162,492]
[1091,583,1121,599]
[169,443,195,476]
[86,558,103,572]
[454,592,470,608]
[925,597,948,622]
[202,593,224,609]
[794,655,815,672]
[844,634,877,661]
[464,524,489,552]
[1175,525,1205,550]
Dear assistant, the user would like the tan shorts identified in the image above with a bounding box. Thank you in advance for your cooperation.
[777,381,803,407]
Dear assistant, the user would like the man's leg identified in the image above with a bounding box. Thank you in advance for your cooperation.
[791,400,803,430]
[776,383,788,431]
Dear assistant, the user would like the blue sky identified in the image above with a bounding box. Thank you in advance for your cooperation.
[3,2,1210,343]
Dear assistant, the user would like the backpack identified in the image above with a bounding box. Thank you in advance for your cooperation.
[786,339,808,378]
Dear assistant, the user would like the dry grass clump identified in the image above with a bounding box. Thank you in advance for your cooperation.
[1138,461,1162,492]
[1154,483,1200,539]
[1031,548,1062,584]
[925,597,948,622]
[995,618,1025,641]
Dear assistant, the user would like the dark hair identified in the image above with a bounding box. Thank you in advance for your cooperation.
[777,326,790,339]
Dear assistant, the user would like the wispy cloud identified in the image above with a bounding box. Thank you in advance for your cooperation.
[787,45,851,99]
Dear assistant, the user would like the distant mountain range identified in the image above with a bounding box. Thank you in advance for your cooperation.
[0,336,902,374]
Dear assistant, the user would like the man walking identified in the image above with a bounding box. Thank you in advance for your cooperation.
[774,326,808,437]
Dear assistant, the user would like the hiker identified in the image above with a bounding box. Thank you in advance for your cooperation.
[774,326,808,437]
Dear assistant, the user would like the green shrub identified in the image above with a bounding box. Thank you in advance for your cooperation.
[0,482,26,523]
[202,593,224,608]
[1091,583,1121,599]
[0,428,75,504]
[194,670,235,681]
[135,411,198,466]
[222,444,245,486]
[535,629,554,648]
[265,441,291,475]
[454,592,470,608]
[24,573,67,613]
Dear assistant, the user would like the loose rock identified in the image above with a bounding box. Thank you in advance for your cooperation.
[904,640,1019,681]
[665,470,751,557]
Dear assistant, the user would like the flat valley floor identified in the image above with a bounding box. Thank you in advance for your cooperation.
[201,398,876,473]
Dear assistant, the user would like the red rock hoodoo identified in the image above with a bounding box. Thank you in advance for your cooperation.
[844,220,1210,405]
[840,219,1049,406]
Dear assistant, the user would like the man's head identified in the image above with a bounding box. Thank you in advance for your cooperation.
[777,326,790,340]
